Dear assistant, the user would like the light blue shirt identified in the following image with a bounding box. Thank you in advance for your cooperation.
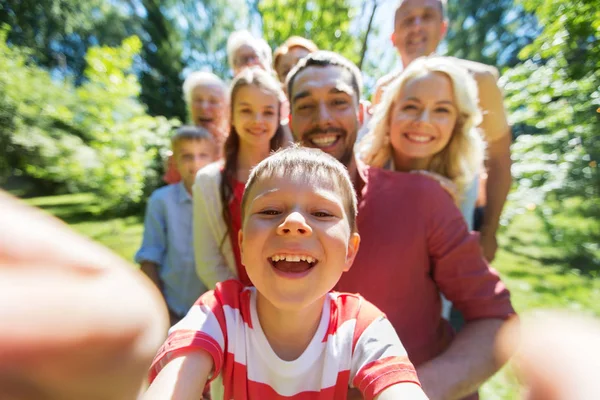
[135,182,208,316]
[460,175,479,231]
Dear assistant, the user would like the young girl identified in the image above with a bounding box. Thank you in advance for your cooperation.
[194,67,288,289]
[360,56,485,223]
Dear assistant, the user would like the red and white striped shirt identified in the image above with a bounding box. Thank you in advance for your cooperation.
[149,280,420,399]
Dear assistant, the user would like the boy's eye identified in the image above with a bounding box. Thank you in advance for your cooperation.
[313,211,334,218]
[259,209,281,216]
[435,107,450,114]
[402,104,418,111]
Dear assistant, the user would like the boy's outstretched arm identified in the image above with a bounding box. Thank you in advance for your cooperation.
[144,351,213,399]
[0,190,168,400]
[375,382,429,400]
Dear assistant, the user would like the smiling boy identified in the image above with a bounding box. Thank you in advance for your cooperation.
[144,147,428,400]
[136,126,219,325]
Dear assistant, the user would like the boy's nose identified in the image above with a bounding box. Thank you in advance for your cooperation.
[277,212,312,236]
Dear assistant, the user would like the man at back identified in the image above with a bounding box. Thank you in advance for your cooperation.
[286,51,515,400]
[374,0,512,262]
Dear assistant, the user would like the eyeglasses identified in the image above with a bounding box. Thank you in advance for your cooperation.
[235,52,260,67]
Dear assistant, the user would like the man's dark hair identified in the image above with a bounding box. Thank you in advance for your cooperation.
[285,51,363,103]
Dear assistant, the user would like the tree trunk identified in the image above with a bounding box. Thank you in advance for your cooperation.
[358,0,378,70]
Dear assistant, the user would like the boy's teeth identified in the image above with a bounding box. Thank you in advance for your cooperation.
[271,254,316,263]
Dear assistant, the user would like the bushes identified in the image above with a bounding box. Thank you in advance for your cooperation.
[0,30,178,211]
[500,0,599,266]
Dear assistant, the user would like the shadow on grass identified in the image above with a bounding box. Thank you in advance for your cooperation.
[503,231,600,278]
[537,251,600,277]
[26,193,144,226]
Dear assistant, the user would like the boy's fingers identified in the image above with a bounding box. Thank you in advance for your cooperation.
[0,190,127,273]
[497,311,600,400]
[0,266,166,366]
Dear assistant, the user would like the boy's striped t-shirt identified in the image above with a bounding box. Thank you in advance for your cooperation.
[149,280,420,399]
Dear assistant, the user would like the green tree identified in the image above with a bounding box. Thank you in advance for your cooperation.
[0,30,176,210]
[445,0,537,68]
[1,0,135,83]
[138,0,186,121]
[259,0,361,65]
[173,0,250,78]
[502,0,599,266]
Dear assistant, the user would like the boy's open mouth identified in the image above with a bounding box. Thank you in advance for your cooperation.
[268,254,318,273]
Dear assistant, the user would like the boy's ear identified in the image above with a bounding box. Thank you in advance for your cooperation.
[238,230,244,260]
[343,233,361,272]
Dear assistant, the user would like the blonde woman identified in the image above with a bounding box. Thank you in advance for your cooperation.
[360,56,485,228]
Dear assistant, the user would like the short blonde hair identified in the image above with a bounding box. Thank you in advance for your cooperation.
[171,125,217,156]
[242,146,358,233]
[359,56,484,199]
[182,71,227,106]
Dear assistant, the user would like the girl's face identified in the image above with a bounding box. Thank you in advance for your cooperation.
[388,71,458,166]
[233,84,279,149]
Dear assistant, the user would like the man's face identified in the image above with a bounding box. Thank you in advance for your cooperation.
[392,0,447,66]
[276,47,312,84]
[289,65,361,167]
[189,83,227,138]
[233,44,265,76]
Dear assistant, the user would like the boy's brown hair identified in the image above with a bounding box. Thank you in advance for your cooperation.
[241,146,358,233]
[171,126,217,155]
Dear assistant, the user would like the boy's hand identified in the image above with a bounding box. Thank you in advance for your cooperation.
[497,311,600,400]
[0,190,168,400]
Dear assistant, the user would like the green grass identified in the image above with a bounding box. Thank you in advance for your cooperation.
[21,192,600,399]
[24,193,144,261]
[480,209,600,399]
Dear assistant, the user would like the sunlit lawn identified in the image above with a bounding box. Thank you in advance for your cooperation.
[23,193,600,399]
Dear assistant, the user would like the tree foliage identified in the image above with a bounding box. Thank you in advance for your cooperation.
[171,0,250,78]
[259,0,361,65]
[502,0,599,263]
[445,0,537,68]
[1,0,134,83]
[138,0,186,121]
[0,30,177,211]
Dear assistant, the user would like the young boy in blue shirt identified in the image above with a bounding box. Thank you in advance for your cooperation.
[136,126,218,325]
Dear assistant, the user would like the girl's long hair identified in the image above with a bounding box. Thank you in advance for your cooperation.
[359,56,485,202]
[219,67,286,248]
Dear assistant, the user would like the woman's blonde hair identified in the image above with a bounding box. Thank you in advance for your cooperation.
[359,56,485,200]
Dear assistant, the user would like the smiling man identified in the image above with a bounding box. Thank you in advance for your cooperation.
[373,0,513,262]
[287,51,516,400]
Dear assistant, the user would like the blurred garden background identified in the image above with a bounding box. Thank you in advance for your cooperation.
[1,0,598,398]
